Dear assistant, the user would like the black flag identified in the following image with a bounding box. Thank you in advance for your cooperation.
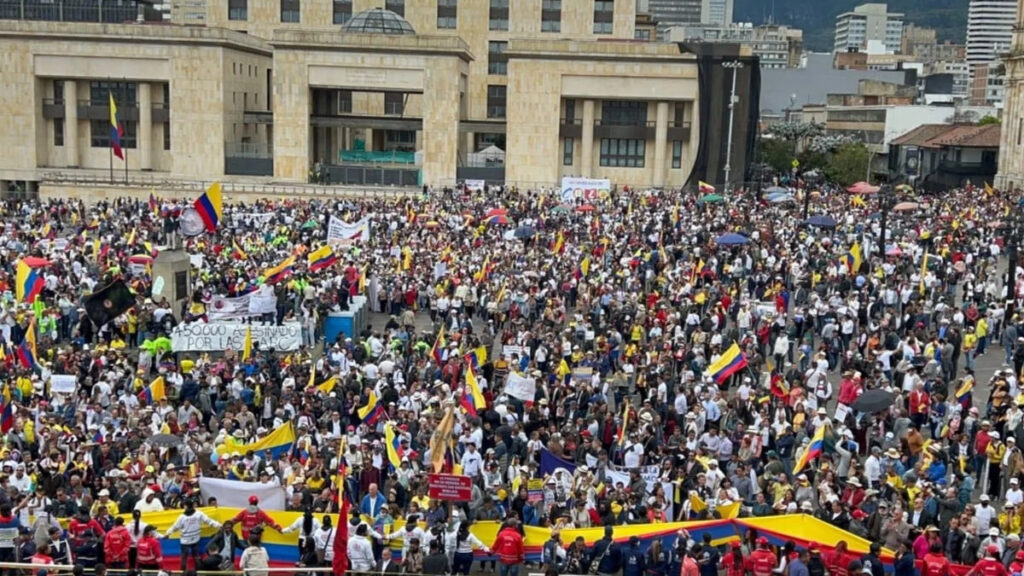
[84,279,135,327]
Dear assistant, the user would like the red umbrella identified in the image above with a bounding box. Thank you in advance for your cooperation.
[846,182,880,194]
[576,204,596,212]
[485,208,508,217]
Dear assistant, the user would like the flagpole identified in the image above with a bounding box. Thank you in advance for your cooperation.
[123,80,129,185]
[109,141,114,184]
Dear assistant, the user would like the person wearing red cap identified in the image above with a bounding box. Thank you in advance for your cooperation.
[721,541,745,576]
[231,496,282,541]
[746,538,776,576]
[968,544,1009,576]
[1009,548,1024,574]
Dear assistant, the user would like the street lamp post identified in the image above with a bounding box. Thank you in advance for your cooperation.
[722,60,744,193]
[1005,210,1024,317]
[877,185,893,257]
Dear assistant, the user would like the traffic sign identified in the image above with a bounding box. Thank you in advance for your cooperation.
[428,473,473,501]
[791,159,800,169]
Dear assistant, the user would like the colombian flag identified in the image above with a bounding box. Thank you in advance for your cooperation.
[793,423,827,475]
[707,343,748,384]
[138,376,167,403]
[17,321,37,370]
[307,245,338,272]
[461,364,486,416]
[698,181,715,194]
[149,191,159,216]
[384,422,403,469]
[263,256,296,284]
[463,346,487,369]
[552,231,565,255]
[357,391,384,426]
[109,92,124,160]
[430,326,446,364]
[954,378,973,407]
[218,422,296,460]
[15,260,45,303]
[0,386,13,434]
[770,373,789,399]
[194,181,223,233]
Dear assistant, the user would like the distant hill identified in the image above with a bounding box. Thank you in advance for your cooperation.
[733,0,970,52]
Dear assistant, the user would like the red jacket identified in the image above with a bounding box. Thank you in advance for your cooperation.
[746,549,777,576]
[135,536,163,566]
[921,553,950,576]
[492,527,524,566]
[231,508,281,539]
[68,518,106,542]
[103,526,132,563]
[974,558,1008,576]
[838,379,862,405]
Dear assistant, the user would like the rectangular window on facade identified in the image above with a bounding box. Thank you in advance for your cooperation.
[564,99,575,122]
[672,140,682,169]
[228,0,247,21]
[487,85,507,119]
[333,0,352,24]
[488,41,508,75]
[90,81,137,106]
[384,92,405,116]
[601,100,646,126]
[54,119,64,147]
[53,80,64,104]
[593,0,613,34]
[91,120,136,149]
[541,0,561,32]
[635,29,650,40]
[164,122,171,150]
[437,0,457,29]
[489,0,508,31]
[600,138,645,168]
[339,89,353,113]
[563,138,573,166]
[281,0,300,23]
[385,0,404,17]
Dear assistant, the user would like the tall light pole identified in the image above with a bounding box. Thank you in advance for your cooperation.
[722,60,744,193]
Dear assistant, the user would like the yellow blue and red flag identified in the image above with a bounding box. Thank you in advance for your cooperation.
[707,343,748,384]
[793,423,827,475]
[307,245,338,272]
[194,181,223,233]
[15,260,45,303]
[138,376,167,403]
[109,92,124,160]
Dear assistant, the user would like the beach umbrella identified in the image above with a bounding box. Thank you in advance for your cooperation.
[485,208,508,217]
[764,186,788,195]
[549,205,570,214]
[715,233,749,246]
[20,257,51,268]
[768,194,795,204]
[847,182,880,194]
[699,194,725,204]
[894,184,914,192]
[513,226,535,239]
[893,202,919,212]
[764,191,789,200]
[852,389,895,413]
[805,215,837,228]
[129,254,154,265]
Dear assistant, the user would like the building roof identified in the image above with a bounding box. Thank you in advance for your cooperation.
[890,123,1001,149]
[341,8,415,35]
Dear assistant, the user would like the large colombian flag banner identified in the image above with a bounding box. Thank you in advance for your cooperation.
[143,509,968,573]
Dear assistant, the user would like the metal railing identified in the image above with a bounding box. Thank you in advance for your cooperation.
[38,170,420,198]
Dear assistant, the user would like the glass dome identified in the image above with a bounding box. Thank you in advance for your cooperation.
[341,8,416,35]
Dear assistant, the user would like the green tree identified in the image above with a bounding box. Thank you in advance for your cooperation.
[825,143,869,187]
[978,115,1001,126]
[760,138,795,173]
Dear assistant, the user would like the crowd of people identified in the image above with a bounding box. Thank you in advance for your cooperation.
[0,181,1019,576]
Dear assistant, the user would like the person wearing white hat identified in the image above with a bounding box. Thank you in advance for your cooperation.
[1007,477,1024,507]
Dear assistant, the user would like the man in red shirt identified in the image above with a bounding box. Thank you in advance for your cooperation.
[908,381,931,430]
[67,507,106,544]
[491,519,525,575]
[231,496,282,540]
[921,543,950,576]
[103,517,132,569]
[837,372,863,407]
[969,545,1008,576]
[975,421,993,482]
[746,538,777,576]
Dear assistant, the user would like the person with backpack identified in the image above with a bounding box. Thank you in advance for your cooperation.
[541,531,565,573]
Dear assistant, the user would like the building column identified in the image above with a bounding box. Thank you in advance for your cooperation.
[653,101,669,187]
[138,82,152,171]
[581,99,595,177]
[64,80,78,168]
[363,129,374,152]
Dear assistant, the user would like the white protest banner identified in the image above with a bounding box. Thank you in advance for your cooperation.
[231,213,276,227]
[502,345,529,359]
[199,477,286,511]
[207,286,278,321]
[171,322,302,352]
[189,254,204,269]
[327,215,371,244]
[464,179,485,191]
[560,177,611,202]
[249,285,277,316]
[504,373,537,402]
[49,375,77,394]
